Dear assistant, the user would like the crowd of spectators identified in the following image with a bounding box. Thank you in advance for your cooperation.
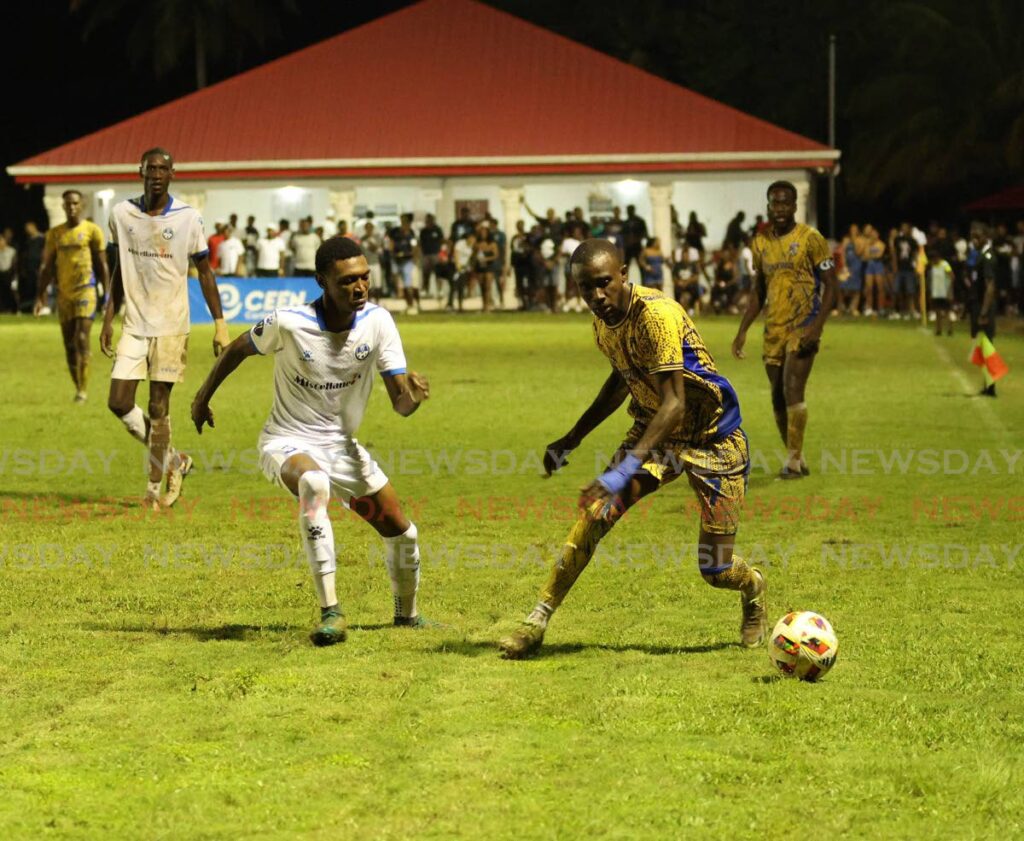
[3,203,1023,325]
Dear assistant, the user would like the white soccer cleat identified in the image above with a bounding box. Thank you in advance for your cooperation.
[160,453,194,508]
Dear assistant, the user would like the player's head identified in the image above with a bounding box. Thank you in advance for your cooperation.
[139,148,174,196]
[316,235,369,314]
[62,189,84,224]
[766,181,797,227]
[569,238,630,324]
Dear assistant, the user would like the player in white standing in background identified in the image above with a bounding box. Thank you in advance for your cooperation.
[101,148,231,510]
[190,236,432,646]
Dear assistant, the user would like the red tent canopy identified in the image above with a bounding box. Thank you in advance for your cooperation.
[9,0,837,183]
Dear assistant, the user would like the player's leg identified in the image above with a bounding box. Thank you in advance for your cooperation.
[72,316,92,402]
[145,381,175,509]
[764,361,788,452]
[780,344,816,476]
[349,483,426,626]
[500,454,662,659]
[59,314,80,396]
[686,429,766,646]
[277,452,347,645]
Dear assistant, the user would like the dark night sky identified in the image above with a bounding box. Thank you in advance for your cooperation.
[3,0,1020,236]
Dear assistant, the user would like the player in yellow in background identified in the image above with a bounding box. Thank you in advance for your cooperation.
[34,189,110,403]
[731,181,838,479]
[499,239,766,660]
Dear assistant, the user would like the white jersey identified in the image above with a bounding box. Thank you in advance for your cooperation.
[249,300,407,442]
[109,195,208,336]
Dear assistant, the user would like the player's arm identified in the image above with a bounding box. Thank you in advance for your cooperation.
[99,260,124,358]
[578,369,685,510]
[190,332,260,433]
[800,250,839,352]
[90,240,110,297]
[732,267,765,359]
[381,371,430,417]
[543,367,629,476]
[34,238,57,315]
[193,253,230,355]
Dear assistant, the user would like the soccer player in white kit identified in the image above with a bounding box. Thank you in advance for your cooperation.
[101,148,231,510]
[190,236,431,646]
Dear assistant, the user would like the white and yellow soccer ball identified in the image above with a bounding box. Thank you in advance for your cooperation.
[768,611,838,681]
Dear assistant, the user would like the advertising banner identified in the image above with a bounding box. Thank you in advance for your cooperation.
[188,277,322,323]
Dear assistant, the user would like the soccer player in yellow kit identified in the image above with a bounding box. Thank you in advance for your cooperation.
[499,239,766,660]
[732,181,837,478]
[34,190,110,402]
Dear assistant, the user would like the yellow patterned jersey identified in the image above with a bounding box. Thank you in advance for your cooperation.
[45,220,105,298]
[593,285,741,446]
[752,223,833,333]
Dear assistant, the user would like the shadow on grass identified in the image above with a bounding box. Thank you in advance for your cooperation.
[428,639,738,659]
[751,674,784,684]
[79,621,299,641]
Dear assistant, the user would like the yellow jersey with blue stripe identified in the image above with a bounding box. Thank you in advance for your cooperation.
[45,220,105,298]
[752,223,833,333]
[593,284,741,446]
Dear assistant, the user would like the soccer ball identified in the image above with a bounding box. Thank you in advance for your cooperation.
[768,611,838,681]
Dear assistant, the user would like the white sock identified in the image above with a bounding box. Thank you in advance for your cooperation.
[298,471,336,609]
[383,522,420,619]
[119,405,149,445]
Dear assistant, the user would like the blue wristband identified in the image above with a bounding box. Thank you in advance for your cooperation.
[596,454,643,496]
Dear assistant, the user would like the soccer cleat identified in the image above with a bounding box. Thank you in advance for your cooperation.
[740,567,768,648]
[73,391,87,403]
[310,608,347,646]
[142,491,162,512]
[498,620,546,660]
[778,465,804,481]
[393,614,441,629]
[160,453,194,508]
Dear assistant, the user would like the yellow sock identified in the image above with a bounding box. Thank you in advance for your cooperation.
[536,502,618,615]
[786,402,808,465]
[701,555,757,595]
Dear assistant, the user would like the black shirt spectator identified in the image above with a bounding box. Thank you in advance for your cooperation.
[420,217,443,256]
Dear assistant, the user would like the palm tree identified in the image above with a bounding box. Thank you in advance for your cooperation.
[844,0,1024,202]
[70,0,297,90]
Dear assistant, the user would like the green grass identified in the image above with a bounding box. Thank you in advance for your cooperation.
[1,312,1022,839]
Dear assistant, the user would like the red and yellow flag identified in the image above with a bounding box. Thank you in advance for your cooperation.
[970,334,1009,382]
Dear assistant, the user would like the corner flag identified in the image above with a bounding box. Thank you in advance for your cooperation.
[970,334,1009,383]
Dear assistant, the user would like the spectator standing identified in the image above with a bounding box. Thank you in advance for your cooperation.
[993,223,1014,314]
[361,221,384,302]
[838,224,864,315]
[471,224,498,313]
[449,233,474,313]
[18,221,45,313]
[256,228,286,277]
[390,213,421,314]
[290,218,321,277]
[723,212,746,249]
[863,225,886,316]
[621,204,648,273]
[207,223,227,272]
[927,250,954,336]
[0,233,17,312]
[890,222,919,319]
[510,220,533,310]
[243,215,259,276]
[450,206,476,243]
[685,211,707,255]
[217,233,246,277]
[639,236,667,292]
[278,219,294,275]
[419,213,444,299]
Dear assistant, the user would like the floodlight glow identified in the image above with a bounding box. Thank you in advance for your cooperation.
[96,189,115,201]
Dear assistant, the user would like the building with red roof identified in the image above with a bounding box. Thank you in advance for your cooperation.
[9,0,838,251]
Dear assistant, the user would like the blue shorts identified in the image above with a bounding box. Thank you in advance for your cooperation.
[894,270,917,296]
[840,266,863,292]
[866,260,885,276]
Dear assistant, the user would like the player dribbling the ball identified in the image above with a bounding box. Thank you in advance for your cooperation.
[499,239,767,660]
[191,236,431,646]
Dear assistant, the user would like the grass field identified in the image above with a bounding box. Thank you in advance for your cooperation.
[1,311,1022,839]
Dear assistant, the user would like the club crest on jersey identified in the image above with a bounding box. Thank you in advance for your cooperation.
[301,349,314,361]
[354,343,371,360]
[253,319,265,337]
[788,242,799,256]
[162,227,174,240]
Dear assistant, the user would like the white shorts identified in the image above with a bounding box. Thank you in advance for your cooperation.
[258,434,389,504]
[396,260,420,291]
[111,333,189,382]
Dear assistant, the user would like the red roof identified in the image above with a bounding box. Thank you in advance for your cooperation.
[10,0,837,183]
[963,186,1024,212]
